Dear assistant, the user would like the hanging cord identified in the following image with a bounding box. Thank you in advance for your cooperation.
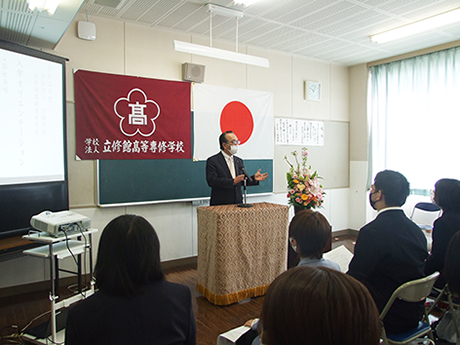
[236,17,239,52]
[209,11,213,47]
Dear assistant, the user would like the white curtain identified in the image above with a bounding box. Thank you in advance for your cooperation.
[368,47,460,193]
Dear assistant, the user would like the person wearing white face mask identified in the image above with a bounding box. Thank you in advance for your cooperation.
[347,170,428,335]
[289,209,340,271]
[206,130,268,206]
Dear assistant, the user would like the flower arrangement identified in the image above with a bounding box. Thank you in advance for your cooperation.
[284,148,325,209]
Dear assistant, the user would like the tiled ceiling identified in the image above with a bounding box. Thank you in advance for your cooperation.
[2,0,460,65]
[78,0,460,65]
[0,0,86,49]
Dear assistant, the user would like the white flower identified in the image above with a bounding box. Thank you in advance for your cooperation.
[309,178,322,195]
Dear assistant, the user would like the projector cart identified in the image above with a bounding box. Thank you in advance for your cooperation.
[21,228,98,344]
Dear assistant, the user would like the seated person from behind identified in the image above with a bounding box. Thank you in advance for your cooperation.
[258,266,381,345]
[425,178,460,288]
[347,170,428,334]
[65,214,196,345]
[289,209,339,271]
[241,209,339,345]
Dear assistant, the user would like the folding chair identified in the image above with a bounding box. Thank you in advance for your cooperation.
[410,202,441,231]
[428,283,460,342]
[380,271,440,345]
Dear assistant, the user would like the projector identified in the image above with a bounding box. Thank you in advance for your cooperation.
[30,210,91,237]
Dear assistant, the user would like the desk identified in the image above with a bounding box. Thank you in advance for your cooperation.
[196,202,289,305]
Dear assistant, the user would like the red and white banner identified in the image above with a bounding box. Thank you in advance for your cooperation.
[193,84,274,161]
[74,70,191,160]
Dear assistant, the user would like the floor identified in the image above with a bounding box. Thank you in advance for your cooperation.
[0,235,358,345]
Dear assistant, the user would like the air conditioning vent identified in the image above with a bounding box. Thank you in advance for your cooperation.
[92,0,125,9]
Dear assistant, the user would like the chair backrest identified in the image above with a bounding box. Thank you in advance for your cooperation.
[413,202,441,213]
[380,272,440,320]
[410,202,441,229]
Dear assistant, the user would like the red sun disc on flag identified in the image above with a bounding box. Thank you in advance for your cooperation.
[220,101,254,145]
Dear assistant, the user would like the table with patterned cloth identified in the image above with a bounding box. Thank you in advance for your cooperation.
[196,202,289,306]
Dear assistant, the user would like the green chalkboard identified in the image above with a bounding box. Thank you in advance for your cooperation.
[98,159,273,205]
[96,109,273,205]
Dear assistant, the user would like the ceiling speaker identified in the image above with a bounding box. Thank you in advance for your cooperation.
[78,21,96,41]
[182,63,205,83]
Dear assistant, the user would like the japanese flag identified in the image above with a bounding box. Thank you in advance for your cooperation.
[193,84,274,161]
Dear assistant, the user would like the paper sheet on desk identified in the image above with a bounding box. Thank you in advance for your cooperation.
[323,245,353,273]
[217,326,251,345]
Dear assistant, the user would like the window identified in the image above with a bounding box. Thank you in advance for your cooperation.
[368,47,460,193]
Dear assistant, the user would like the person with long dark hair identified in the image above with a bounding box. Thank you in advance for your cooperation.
[425,178,460,288]
[65,214,196,345]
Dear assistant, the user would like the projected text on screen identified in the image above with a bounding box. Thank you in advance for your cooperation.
[0,47,64,185]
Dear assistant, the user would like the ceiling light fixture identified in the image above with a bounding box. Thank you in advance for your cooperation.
[370,8,460,43]
[173,3,269,68]
[27,0,60,15]
[173,40,269,68]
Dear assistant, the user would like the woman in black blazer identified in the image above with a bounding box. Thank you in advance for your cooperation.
[65,215,196,345]
[425,178,460,288]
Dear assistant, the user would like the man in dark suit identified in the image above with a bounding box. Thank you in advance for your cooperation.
[347,170,428,334]
[206,131,268,206]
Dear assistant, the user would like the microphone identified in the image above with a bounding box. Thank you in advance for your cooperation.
[241,167,253,183]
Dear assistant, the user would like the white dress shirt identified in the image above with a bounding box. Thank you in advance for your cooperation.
[221,151,235,179]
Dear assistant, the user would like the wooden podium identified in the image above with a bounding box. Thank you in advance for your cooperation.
[196,202,289,305]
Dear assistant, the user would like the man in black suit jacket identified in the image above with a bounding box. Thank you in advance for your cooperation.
[347,170,428,334]
[206,131,268,206]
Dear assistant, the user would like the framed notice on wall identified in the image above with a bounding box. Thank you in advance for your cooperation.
[275,118,324,146]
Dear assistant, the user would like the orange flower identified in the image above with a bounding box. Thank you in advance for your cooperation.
[301,194,309,200]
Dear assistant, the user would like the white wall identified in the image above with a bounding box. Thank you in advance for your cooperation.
[0,15,351,289]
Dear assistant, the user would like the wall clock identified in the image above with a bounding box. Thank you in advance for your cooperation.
[306,81,321,101]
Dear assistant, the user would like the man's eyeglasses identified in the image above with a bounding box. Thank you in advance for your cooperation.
[227,140,240,145]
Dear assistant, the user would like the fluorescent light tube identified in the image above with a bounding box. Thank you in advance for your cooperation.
[370,8,460,43]
[173,40,269,68]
